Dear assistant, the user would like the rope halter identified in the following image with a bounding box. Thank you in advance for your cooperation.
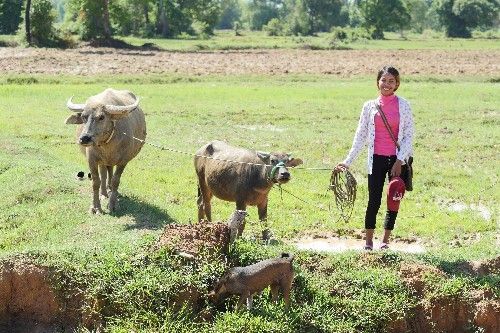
[268,161,287,183]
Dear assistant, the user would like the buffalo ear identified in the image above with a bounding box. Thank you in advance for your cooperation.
[65,114,83,124]
[286,157,303,168]
[256,151,271,163]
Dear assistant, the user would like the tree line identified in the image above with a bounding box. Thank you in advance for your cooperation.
[0,0,498,47]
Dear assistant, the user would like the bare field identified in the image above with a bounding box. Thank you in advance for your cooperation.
[1,47,498,76]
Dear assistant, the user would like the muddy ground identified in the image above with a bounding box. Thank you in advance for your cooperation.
[0,47,498,76]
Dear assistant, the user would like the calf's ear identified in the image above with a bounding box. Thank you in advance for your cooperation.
[256,151,271,163]
[286,157,303,167]
[65,114,83,124]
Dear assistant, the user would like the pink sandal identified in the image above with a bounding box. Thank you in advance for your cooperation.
[380,243,389,250]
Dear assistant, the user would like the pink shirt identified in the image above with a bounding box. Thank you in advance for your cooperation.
[374,94,400,156]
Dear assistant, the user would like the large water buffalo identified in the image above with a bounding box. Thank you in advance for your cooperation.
[65,88,146,214]
[194,141,303,222]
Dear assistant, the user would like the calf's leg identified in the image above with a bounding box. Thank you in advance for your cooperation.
[197,177,212,221]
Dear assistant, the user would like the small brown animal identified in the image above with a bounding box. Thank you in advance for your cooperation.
[208,253,294,310]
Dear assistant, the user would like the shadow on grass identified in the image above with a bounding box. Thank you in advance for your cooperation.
[114,194,175,230]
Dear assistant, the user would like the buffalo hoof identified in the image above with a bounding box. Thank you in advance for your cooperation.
[89,206,103,215]
[108,200,118,213]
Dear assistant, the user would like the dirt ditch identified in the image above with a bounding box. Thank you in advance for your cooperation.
[0,260,98,333]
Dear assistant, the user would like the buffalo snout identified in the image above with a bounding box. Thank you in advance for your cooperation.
[276,169,291,183]
[79,135,92,145]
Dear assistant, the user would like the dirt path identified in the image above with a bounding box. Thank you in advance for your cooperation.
[0,47,498,76]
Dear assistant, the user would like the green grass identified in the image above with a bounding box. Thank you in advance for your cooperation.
[118,30,500,51]
[2,29,499,51]
[0,74,498,331]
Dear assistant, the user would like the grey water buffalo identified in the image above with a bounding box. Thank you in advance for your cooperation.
[194,141,302,222]
[65,88,146,214]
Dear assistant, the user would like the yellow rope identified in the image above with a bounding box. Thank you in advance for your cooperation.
[329,168,357,223]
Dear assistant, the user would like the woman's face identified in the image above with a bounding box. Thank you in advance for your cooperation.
[378,73,399,96]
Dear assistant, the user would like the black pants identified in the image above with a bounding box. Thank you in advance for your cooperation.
[365,154,407,230]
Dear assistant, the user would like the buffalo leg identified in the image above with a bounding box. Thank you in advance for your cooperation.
[99,165,108,198]
[109,164,126,213]
[107,166,113,194]
[89,162,103,214]
[257,199,268,221]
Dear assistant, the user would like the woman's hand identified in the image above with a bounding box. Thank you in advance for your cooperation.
[335,163,349,172]
[391,159,402,177]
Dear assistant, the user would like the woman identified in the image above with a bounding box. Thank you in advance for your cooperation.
[336,66,414,250]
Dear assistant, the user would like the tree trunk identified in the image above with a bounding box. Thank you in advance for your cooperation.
[157,0,169,37]
[144,4,149,24]
[102,0,112,39]
[25,0,31,45]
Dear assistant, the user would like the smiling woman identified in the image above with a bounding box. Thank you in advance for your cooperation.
[336,66,414,251]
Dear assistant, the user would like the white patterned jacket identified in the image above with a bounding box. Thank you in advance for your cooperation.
[342,96,414,175]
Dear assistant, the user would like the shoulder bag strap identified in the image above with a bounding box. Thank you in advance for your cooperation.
[375,102,400,150]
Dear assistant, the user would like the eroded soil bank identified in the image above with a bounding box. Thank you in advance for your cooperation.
[1,223,498,333]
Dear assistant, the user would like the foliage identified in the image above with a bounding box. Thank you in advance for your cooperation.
[329,26,372,46]
[262,17,282,36]
[434,0,499,37]
[27,0,70,47]
[403,0,440,33]
[66,0,111,40]
[0,0,23,34]
[243,0,282,30]
[300,0,348,32]
[359,0,411,39]
[216,0,242,29]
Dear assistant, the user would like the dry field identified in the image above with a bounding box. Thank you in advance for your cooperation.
[0,47,499,76]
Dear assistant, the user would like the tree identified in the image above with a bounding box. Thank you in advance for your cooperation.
[243,0,282,30]
[25,0,31,44]
[30,0,57,45]
[216,0,242,29]
[301,0,348,32]
[0,0,23,34]
[435,0,498,37]
[67,0,113,40]
[359,0,411,39]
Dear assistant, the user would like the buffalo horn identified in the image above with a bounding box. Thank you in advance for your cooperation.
[105,98,140,115]
[66,96,85,112]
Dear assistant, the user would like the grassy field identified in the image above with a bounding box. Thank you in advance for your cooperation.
[120,30,500,51]
[0,72,498,331]
[2,29,499,51]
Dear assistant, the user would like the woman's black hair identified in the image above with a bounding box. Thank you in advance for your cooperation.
[377,66,400,90]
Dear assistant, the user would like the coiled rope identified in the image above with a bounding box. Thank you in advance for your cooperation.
[329,168,357,223]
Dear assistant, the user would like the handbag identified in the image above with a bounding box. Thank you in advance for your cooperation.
[375,102,413,191]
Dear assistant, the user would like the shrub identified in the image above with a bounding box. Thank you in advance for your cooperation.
[263,18,283,36]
